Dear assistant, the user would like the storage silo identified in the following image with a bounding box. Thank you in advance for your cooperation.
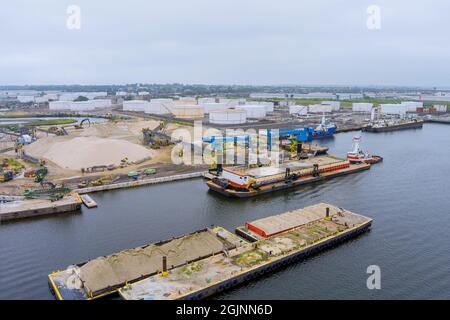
[150,98,174,112]
[49,101,72,110]
[237,105,267,119]
[209,109,247,125]
[172,105,204,119]
[322,101,340,111]
[198,97,216,105]
[308,104,333,114]
[352,103,373,112]
[123,100,149,112]
[289,105,308,115]
[202,102,230,113]
[380,104,407,115]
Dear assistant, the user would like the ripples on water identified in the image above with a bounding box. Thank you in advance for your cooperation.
[1,123,449,299]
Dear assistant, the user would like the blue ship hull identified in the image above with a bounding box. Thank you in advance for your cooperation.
[308,126,336,140]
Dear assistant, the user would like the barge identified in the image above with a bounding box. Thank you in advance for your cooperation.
[48,227,245,300]
[119,203,372,300]
[363,118,423,132]
[206,155,371,198]
[0,193,82,222]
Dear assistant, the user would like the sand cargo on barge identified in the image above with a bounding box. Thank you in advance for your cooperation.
[119,203,372,300]
[207,155,370,198]
[48,227,245,300]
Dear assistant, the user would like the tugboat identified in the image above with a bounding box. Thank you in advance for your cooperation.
[347,136,383,164]
[308,115,337,140]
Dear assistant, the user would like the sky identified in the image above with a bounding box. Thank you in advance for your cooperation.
[1,0,449,87]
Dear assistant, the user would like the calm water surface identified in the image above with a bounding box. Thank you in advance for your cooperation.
[1,123,449,299]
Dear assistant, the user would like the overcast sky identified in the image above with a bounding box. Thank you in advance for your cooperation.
[1,1,449,86]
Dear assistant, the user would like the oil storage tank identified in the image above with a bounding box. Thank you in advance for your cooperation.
[172,105,204,119]
[237,104,267,119]
[123,100,149,112]
[352,103,373,112]
[289,105,308,115]
[202,102,230,113]
[209,109,247,125]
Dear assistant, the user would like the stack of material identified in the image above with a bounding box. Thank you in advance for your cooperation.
[78,231,226,296]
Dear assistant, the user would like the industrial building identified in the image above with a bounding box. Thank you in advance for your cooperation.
[352,103,374,112]
[401,101,423,112]
[209,109,247,125]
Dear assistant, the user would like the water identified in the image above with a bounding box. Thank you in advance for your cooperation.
[1,123,450,299]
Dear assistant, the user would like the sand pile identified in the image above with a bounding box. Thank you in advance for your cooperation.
[79,231,225,295]
[25,136,154,170]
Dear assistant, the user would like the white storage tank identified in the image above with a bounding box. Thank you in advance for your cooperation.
[249,101,274,112]
[172,105,204,119]
[380,104,407,115]
[150,98,174,112]
[289,105,308,115]
[322,101,340,111]
[202,102,230,113]
[49,101,72,110]
[209,109,247,125]
[237,104,267,119]
[198,97,216,105]
[352,103,373,112]
[17,95,35,103]
[308,104,333,114]
[123,100,149,112]
[144,102,171,114]
[176,97,197,105]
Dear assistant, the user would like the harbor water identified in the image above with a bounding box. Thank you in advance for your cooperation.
[1,123,450,299]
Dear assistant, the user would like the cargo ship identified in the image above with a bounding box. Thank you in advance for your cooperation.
[119,203,372,300]
[308,116,337,140]
[206,155,370,198]
[363,118,423,132]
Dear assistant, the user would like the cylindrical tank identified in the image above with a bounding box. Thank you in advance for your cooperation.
[201,103,230,113]
[237,105,267,118]
[352,103,373,112]
[209,109,247,124]
[289,105,308,115]
[123,100,149,112]
[172,105,204,119]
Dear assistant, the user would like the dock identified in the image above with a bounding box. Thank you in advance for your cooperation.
[118,203,372,300]
[0,193,82,222]
[80,194,97,208]
[48,227,246,300]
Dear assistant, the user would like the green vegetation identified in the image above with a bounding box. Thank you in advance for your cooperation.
[74,96,89,102]
[25,119,77,126]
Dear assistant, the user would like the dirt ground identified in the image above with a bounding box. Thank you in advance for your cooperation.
[0,118,203,195]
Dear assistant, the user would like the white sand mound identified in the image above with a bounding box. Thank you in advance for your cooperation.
[26,136,153,170]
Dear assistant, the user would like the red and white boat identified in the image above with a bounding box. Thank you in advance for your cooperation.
[347,136,383,164]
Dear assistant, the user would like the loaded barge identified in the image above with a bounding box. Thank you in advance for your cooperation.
[48,227,244,300]
[363,118,423,132]
[119,203,372,300]
[206,155,370,198]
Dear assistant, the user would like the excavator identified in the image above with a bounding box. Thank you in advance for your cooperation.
[142,121,173,149]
